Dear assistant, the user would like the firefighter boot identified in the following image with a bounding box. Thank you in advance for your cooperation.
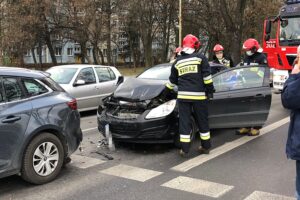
[179,149,190,158]
[248,128,260,136]
[236,128,250,135]
[198,146,210,154]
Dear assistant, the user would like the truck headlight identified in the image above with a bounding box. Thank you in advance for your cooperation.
[145,100,176,119]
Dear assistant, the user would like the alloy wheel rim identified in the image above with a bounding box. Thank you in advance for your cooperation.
[33,142,59,176]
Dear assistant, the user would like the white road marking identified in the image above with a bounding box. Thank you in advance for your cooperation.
[82,127,98,133]
[244,191,296,200]
[100,164,163,182]
[71,155,106,169]
[171,117,290,172]
[161,176,234,198]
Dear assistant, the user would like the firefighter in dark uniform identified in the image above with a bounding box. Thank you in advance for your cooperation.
[212,44,234,68]
[237,38,268,136]
[165,34,215,156]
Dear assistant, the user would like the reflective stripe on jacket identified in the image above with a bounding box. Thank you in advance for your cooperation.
[168,52,214,101]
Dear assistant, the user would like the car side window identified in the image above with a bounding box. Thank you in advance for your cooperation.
[3,77,23,102]
[95,67,116,82]
[213,67,265,92]
[22,79,49,97]
[76,67,96,84]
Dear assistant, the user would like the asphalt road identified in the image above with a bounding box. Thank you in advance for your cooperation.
[0,93,295,200]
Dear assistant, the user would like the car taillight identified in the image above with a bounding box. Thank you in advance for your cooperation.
[67,99,78,110]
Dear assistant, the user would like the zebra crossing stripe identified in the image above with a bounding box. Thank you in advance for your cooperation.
[71,154,106,169]
[100,164,163,182]
[244,191,296,200]
[161,176,234,198]
[171,117,290,172]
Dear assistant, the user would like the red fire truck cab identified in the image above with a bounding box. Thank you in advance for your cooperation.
[263,0,300,91]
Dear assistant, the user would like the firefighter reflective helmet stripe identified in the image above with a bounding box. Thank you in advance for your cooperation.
[182,34,201,49]
[200,132,210,140]
[166,82,175,90]
[213,44,224,52]
[203,75,213,84]
[180,134,191,143]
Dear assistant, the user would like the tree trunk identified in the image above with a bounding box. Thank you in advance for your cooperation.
[92,47,99,64]
[80,42,87,64]
[144,38,153,67]
[98,48,105,65]
[38,40,43,70]
[45,31,57,65]
[105,0,112,65]
[31,48,37,67]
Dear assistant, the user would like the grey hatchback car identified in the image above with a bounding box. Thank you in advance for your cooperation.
[0,67,82,184]
[47,65,122,112]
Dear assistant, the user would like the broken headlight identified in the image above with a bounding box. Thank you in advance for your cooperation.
[145,99,176,119]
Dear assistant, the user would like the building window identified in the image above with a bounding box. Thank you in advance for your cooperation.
[67,48,73,56]
[55,47,62,56]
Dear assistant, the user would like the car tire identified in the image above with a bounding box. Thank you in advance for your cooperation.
[21,133,65,184]
[174,117,197,148]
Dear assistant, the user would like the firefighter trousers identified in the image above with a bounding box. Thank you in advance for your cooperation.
[178,100,211,153]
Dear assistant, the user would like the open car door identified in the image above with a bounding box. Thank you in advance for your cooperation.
[208,65,272,129]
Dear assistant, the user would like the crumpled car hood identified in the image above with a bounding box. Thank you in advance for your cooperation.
[113,78,167,101]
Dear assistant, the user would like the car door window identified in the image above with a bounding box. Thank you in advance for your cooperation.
[213,66,265,92]
[3,77,23,102]
[22,79,49,97]
[76,67,96,84]
[95,67,116,82]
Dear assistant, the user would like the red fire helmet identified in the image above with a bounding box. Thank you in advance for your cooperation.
[182,34,201,49]
[242,38,261,51]
[213,44,224,52]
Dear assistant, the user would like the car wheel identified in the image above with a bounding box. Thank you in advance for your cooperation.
[174,117,197,148]
[21,133,64,184]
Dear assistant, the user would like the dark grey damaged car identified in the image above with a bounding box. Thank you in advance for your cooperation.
[97,63,271,145]
[0,67,82,184]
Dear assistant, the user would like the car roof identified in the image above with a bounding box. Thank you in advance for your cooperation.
[49,64,115,69]
[0,67,49,79]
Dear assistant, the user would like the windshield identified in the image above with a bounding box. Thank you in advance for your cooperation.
[47,67,78,84]
[137,64,171,80]
[280,17,300,45]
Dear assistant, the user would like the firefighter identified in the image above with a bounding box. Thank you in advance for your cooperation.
[212,44,234,68]
[165,34,215,157]
[236,38,268,136]
[242,38,267,66]
[170,47,182,63]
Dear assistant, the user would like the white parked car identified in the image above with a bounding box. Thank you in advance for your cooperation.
[47,64,123,112]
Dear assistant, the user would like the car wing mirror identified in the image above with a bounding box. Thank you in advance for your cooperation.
[74,79,85,86]
[116,76,124,86]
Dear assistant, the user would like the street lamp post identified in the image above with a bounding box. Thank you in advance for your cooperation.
[179,0,182,46]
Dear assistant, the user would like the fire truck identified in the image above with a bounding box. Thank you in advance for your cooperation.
[263,0,300,91]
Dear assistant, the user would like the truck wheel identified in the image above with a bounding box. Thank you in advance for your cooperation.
[21,133,64,184]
